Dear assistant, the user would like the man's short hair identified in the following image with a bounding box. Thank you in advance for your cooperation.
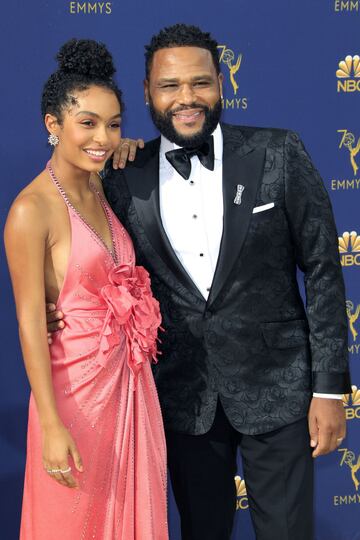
[145,23,220,79]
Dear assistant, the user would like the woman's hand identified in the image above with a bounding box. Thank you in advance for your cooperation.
[42,422,83,488]
[112,137,144,169]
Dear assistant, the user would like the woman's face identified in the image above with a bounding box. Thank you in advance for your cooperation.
[51,85,121,172]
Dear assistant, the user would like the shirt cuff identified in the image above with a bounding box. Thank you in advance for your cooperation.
[313,392,343,400]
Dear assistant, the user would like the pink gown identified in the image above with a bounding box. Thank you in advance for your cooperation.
[20,165,168,540]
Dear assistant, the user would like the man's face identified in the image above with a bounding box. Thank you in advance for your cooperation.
[145,46,223,147]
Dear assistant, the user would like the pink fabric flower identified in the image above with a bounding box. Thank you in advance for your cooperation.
[99,263,161,380]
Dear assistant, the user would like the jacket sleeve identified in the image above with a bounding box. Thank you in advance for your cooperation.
[284,130,351,394]
[102,165,130,224]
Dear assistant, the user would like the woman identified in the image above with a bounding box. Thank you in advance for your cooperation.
[4,39,168,539]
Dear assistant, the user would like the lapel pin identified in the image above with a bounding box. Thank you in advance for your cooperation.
[234,184,245,205]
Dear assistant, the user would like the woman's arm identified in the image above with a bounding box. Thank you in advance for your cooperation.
[4,193,82,488]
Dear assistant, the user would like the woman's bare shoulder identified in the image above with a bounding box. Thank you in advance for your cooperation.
[5,170,55,234]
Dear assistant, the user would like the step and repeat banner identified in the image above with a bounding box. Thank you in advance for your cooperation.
[0,1,359,539]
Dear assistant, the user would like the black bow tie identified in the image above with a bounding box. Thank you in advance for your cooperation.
[165,136,214,180]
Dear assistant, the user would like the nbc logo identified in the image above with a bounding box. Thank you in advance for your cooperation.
[338,231,360,266]
[336,55,360,92]
[342,385,360,420]
[235,475,248,510]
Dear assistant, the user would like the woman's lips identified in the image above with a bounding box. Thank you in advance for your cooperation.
[83,149,108,162]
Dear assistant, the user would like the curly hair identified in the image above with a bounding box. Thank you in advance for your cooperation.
[145,23,220,79]
[41,39,123,122]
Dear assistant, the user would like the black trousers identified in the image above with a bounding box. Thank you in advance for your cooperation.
[166,401,313,540]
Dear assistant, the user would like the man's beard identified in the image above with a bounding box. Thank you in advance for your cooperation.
[148,98,222,148]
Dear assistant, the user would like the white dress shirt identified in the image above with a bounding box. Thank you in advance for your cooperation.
[160,123,223,299]
[158,124,341,400]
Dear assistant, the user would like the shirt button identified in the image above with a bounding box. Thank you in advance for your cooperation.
[192,214,198,219]
[189,180,195,185]
[199,253,204,257]
[206,287,210,292]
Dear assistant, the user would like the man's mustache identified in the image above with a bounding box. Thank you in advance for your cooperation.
[169,104,208,115]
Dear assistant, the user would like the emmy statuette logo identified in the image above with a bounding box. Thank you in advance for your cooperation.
[338,448,360,491]
[337,130,360,176]
[331,131,360,191]
[338,231,360,266]
[217,45,248,111]
[235,475,248,510]
[334,447,360,506]
[336,55,360,92]
[344,300,360,355]
[342,385,360,420]
[346,300,360,342]
[218,46,242,95]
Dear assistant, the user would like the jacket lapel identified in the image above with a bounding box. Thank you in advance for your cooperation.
[207,129,266,306]
[124,139,204,300]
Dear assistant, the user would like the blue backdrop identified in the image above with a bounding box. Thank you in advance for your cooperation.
[1,1,359,538]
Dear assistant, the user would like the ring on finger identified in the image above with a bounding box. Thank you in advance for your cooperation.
[336,437,344,445]
[47,466,72,474]
[47,468,61,474]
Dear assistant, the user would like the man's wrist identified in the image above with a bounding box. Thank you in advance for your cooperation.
[312,392,342,400]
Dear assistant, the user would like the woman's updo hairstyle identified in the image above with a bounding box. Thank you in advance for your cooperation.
[41,38,123,123]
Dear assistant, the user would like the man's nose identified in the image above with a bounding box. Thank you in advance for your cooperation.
[178,84,196,105]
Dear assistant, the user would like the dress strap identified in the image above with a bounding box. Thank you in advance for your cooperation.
[47,161,72,206]
[46,161,118,262]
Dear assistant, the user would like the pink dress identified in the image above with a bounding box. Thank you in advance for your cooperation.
[20,164,168,540]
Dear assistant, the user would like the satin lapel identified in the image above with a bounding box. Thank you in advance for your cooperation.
[207,137,266,306]
[124,147,204,300]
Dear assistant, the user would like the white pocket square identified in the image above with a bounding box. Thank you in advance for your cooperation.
[252,202,275,214]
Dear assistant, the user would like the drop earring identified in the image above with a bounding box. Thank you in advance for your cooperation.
[48,133,59,146]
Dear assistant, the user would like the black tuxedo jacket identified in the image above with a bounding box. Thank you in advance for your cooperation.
[103,123,351,435]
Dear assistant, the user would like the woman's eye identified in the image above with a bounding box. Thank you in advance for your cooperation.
[109,123,120,129]
[81,120,94,127]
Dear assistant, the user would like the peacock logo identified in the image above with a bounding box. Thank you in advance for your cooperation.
[336,55,360,92]
[235,475,248,510]
[338,232,360,266]
[342,385,360,420]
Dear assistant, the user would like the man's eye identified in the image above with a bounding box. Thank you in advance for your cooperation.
[194,81,209,87]
[161,84,177,89]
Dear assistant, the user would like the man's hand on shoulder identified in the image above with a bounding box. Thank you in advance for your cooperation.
[308,397,346,458]
[112,138,144,170]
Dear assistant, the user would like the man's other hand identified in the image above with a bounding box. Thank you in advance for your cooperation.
[46,303,65,344]
[308,397,346,458]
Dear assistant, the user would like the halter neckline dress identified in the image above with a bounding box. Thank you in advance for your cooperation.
[20,163,168,540]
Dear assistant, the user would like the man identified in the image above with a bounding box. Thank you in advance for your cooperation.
[49,24,351,540]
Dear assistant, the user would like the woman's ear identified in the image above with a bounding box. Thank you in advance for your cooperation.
[44,113,60,137]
